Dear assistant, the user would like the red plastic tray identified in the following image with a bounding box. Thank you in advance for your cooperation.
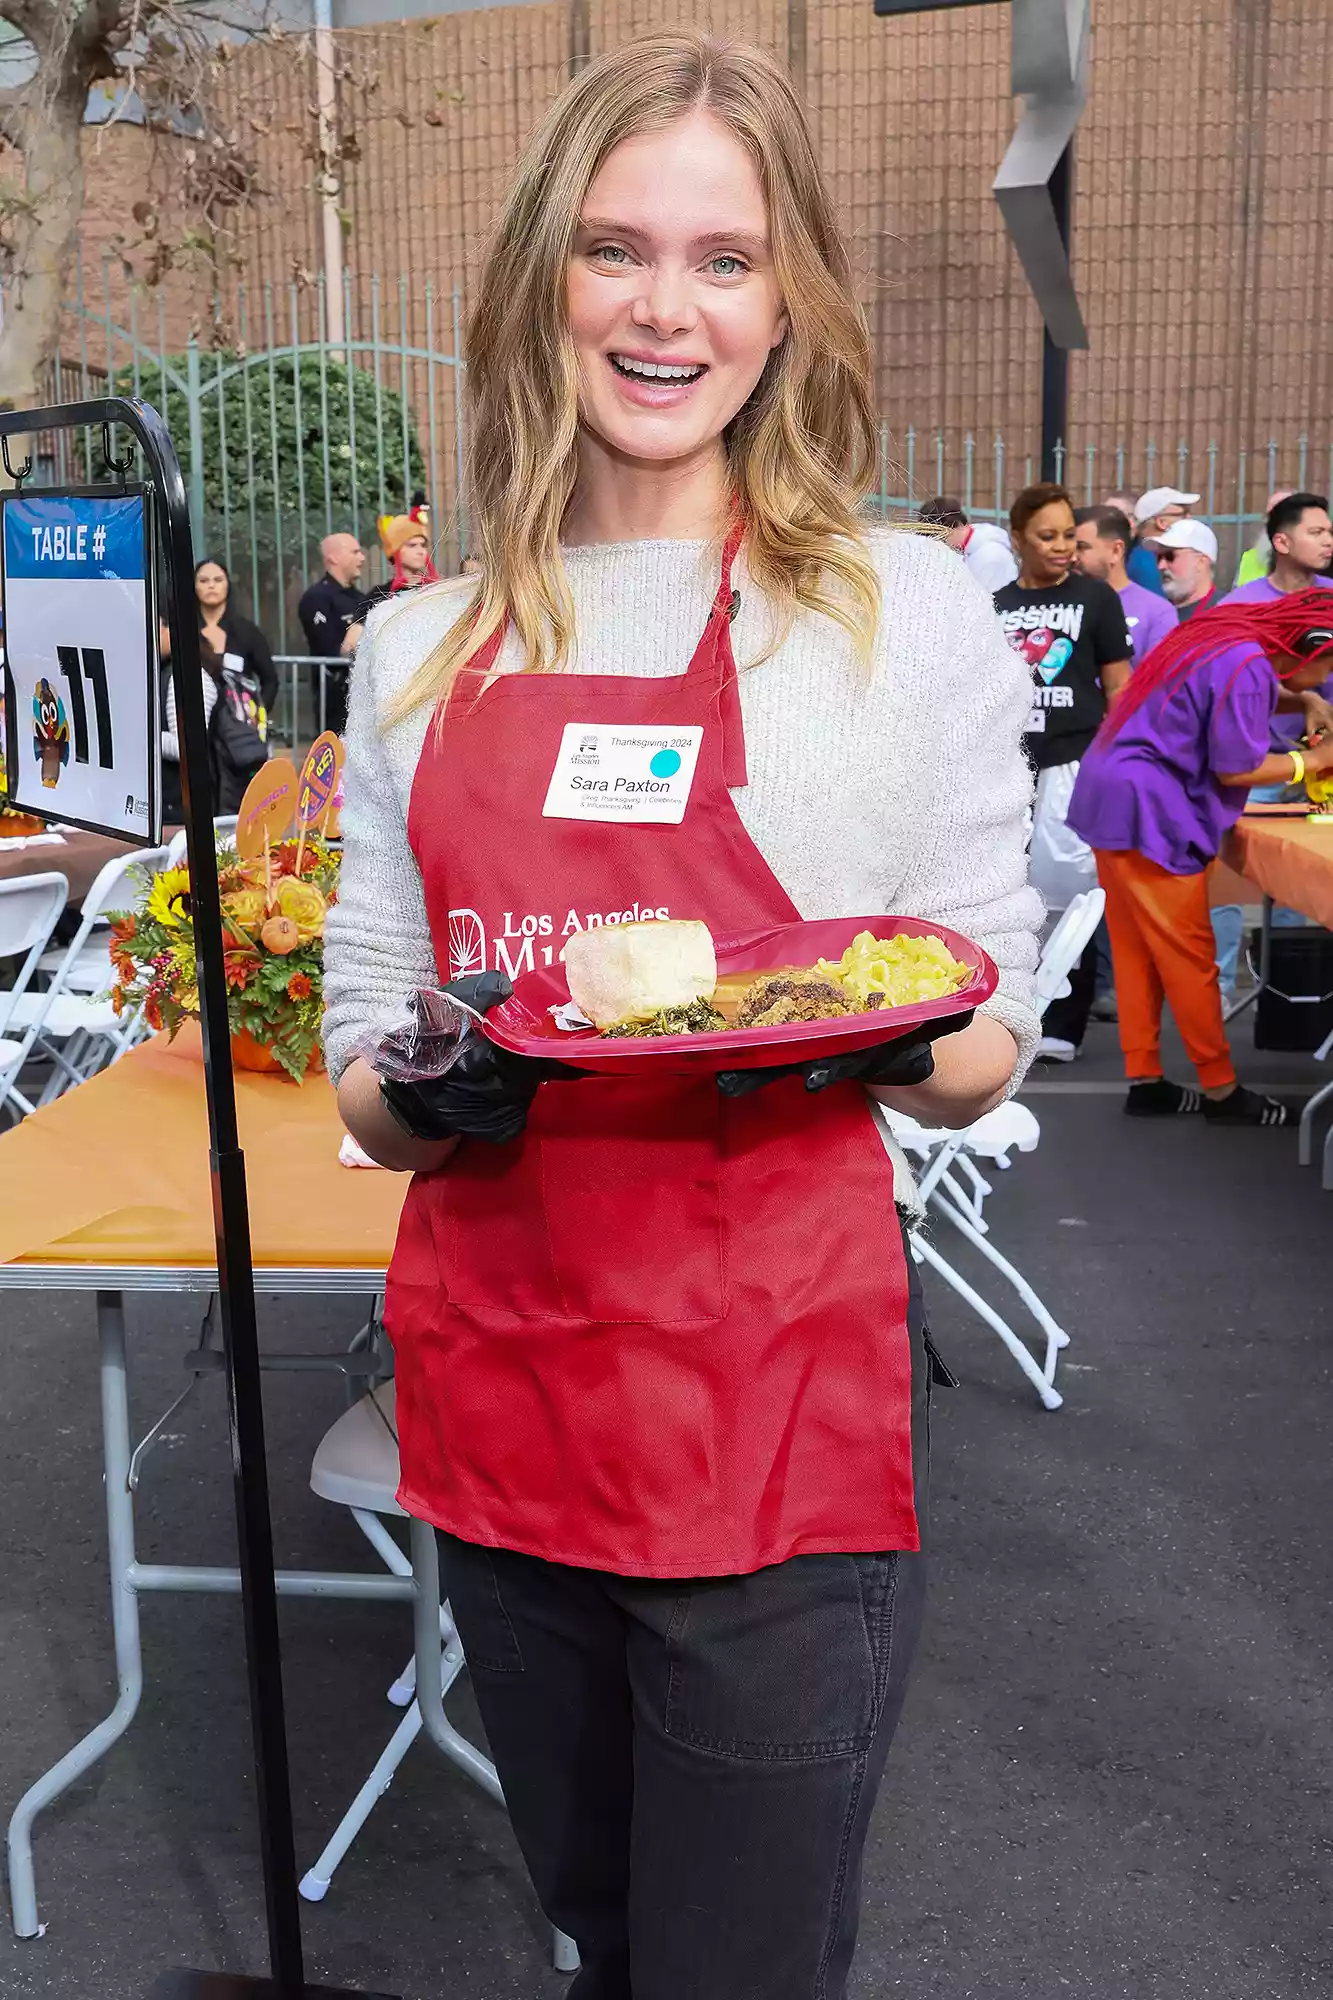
[481,914,997,1076]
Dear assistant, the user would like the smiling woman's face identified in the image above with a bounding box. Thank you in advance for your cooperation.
[566,109,788,473]
[1017,501,1076,587]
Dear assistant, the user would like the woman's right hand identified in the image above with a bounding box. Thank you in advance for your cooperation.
[337,1057,461,1173]
[1304,735,1333,776]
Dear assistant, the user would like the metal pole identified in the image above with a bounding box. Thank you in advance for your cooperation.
[1040,140,1073,483]
[314,0,345,353]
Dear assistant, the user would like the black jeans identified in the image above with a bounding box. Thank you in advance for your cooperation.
[1042,934,1098,1048]
[437,1238,935,2000]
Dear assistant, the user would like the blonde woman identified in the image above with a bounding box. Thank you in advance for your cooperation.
[325,32,1040,1996]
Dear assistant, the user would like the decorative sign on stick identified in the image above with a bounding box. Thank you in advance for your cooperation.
[0,489,159,841]
[296,730,343,831]
[235,756,297,859]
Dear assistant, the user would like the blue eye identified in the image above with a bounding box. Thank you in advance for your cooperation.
[593,244,631,265]
[710,255,747,277]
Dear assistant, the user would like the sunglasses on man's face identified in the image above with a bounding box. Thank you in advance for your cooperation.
[1156,549,1183,563]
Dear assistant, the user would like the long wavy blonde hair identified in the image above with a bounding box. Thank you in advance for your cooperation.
[386,30,881,726]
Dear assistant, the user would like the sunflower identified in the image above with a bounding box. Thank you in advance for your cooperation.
[146,866,192,930]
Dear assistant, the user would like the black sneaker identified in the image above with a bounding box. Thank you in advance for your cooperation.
[1125,1079,1203,1116]
[1202,1086,1288,1127]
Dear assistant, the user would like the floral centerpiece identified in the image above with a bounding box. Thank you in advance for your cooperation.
[109,836,340,1081]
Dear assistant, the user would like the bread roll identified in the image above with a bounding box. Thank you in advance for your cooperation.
[562,921,717,1029]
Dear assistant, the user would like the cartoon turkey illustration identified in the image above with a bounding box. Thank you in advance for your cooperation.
[32,677,70,788]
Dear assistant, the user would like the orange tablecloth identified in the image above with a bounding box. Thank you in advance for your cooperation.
[1224,816,1333,932]
[0,1027,408,1272]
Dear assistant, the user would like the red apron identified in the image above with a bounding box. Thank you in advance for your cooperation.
[386,538,919,1576]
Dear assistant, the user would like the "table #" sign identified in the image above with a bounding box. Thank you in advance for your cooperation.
[1,490,159,842]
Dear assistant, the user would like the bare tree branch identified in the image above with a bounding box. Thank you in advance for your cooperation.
[0,84,23,149]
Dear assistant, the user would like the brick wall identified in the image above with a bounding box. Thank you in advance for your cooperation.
[71,0,1333,498]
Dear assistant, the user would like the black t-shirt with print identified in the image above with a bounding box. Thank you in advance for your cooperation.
[993,574,1130,771]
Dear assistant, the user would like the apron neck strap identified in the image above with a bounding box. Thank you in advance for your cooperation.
[701,520,748,790]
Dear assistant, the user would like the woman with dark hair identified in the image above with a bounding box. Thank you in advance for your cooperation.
[1068,589,1333,1124]
[993,482,1132,1059]
[195,558,277,715]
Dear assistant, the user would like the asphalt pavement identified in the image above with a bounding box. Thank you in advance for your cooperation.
[1,1008,1331,1999]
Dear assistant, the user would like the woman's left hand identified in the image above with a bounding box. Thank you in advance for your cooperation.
[867,1012,1019,1129]
[717,1030,943,1099]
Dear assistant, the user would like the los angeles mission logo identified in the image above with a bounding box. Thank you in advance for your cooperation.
[447,903,671,979]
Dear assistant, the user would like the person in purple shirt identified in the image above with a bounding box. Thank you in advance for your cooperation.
[1068,590,1333,1126]
[1222,492,1333,746]
[1074,505,1178,665]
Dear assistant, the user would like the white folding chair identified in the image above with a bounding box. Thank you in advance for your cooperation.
[165,815,239,868]
[5,845,171,1104]
[1035,886,1107,1014]
[0,872,70,1120]
[911,888,1109,1233]
[871,899,1105,1411]
[881,1102,1065,1409]
[302,1382,580,1977]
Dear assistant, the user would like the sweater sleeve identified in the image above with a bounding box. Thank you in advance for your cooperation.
[162,671,217,762]
[321,621,439,1083]
[883,547,1044,1090]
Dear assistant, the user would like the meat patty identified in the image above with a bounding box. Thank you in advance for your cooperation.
[734,974,852,1029]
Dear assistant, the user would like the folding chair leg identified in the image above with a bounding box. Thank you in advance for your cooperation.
[300,1699,426,1902]
[1297,1074,1333,1168]
[911,1231,1062,1410]
[930,1196,1070,1377]
[409,1518,504,1802]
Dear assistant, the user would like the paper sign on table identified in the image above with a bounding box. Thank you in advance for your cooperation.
[235,757,297,858]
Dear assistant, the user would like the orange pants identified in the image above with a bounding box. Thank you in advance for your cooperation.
[1094,849,1237,1091]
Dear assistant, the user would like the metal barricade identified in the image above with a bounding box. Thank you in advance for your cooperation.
[270,654,347,748]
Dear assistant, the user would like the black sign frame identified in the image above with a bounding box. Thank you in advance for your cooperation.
[0,399,398,2000]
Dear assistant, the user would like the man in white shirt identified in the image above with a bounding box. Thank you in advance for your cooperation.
[917,497,1018,591]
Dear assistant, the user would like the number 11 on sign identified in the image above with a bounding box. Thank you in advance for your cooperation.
[56,645,114,768]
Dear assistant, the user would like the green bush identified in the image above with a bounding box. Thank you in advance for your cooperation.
[117,350,427,564]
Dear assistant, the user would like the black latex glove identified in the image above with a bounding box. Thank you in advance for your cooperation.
[378,972,565,1146]
[716,1010,975,1100]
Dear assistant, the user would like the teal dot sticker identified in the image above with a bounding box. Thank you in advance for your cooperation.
[650,748,682,779]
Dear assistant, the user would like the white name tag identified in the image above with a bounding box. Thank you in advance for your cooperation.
[542,723,704,825]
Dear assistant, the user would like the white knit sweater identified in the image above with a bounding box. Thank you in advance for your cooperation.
[323,528,1043,1115]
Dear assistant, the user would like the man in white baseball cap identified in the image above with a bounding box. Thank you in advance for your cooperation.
[1126,486,1201,598]
[1147,518,1219,621]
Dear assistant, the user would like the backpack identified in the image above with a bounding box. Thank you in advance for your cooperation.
[210,655,268,812]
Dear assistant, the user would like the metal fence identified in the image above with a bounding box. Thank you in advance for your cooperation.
[33,261,1333,650]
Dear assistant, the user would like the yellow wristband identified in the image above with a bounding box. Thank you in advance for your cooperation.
[1291,749,1307,786]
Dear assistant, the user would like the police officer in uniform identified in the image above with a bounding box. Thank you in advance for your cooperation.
[298,532,375,735]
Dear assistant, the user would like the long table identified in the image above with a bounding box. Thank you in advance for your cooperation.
[1224,812,1333,1185]
[0,1030,411,1938]
[0,827,148,905]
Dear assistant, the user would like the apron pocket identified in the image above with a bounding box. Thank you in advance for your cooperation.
[538,1077,726,1323]
[430,1078,726,1324]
